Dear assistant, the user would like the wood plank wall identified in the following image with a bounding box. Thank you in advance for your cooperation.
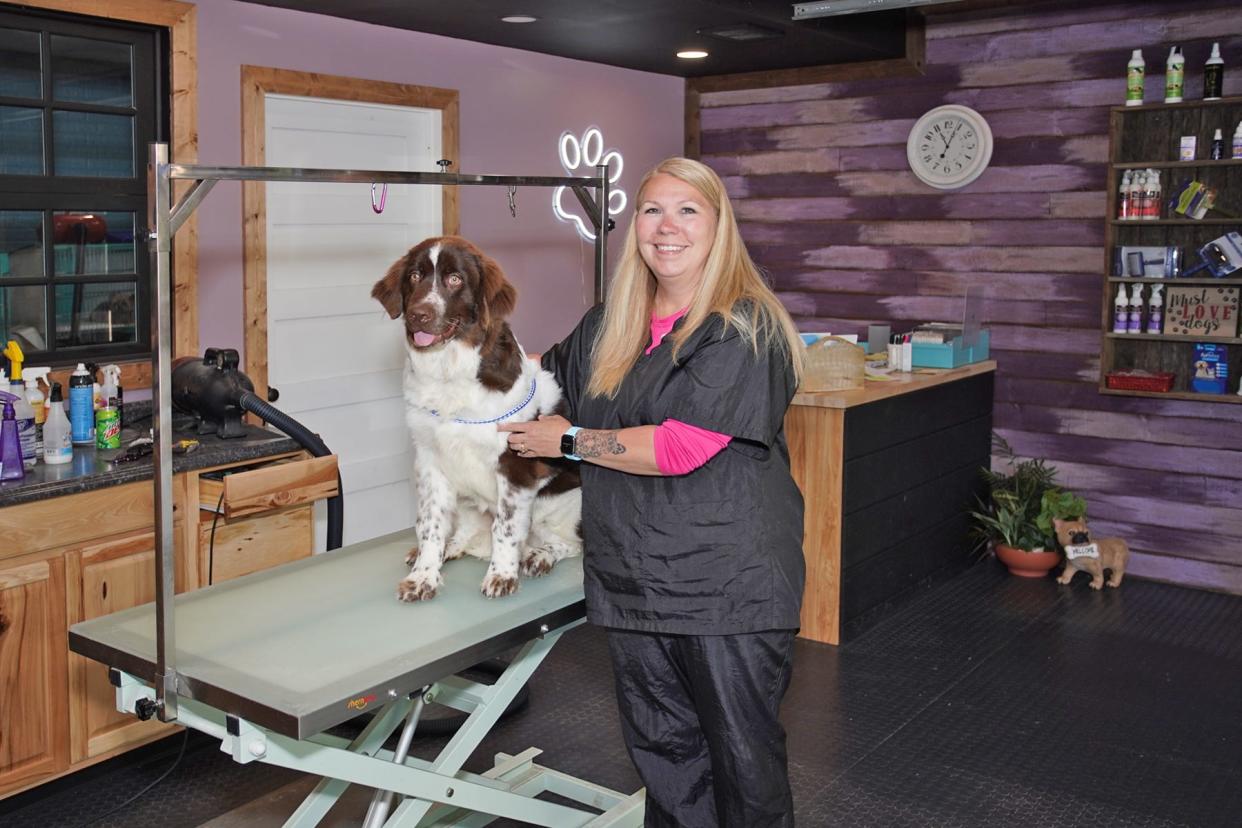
[697,0,1242,593]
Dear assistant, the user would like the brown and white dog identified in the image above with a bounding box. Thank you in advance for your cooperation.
[371,236,581,601]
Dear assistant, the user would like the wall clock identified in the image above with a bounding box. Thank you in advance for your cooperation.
[906,104,993,190]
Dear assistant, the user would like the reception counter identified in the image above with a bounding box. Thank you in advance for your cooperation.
[786,361,996,644]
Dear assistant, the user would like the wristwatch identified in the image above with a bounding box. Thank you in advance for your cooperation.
[560,425,582,461]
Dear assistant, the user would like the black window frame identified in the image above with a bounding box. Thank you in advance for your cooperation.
[0,7,168,368]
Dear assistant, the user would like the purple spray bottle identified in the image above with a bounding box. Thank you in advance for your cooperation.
[0,390,25,481]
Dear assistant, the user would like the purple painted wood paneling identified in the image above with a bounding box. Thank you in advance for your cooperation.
[703,0,1242,589]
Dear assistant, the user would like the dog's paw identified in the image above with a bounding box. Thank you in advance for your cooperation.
[520,547,555,578]
[397,571,442,602]
[404,546,419,567]
[481,572,519,599]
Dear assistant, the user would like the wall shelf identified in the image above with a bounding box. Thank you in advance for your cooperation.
[1104,332,1241,344]
[1106,276,1241,285]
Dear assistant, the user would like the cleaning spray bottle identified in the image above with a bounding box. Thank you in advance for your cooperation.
[100,364,123,426]
[1147,285,1164,334]
[1128,284,1145,334]
[69,362,94,445]
[0,391,25,481]
[24,367,49,459]
[3,341,36,469]
[1114,284,1129,333]
[42,382,72,465]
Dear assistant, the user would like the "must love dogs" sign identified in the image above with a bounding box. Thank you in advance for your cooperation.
[1162,286,1239,338]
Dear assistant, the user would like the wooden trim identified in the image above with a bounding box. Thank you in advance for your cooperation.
[14,0,199,373]
[786,404,844,645]
[684,82,701,160]
[239,66,460,399]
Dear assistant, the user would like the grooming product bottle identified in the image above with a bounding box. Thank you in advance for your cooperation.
[1233,121,1242,159]
[100,363,123,426]
[0,391,24,481]
[1149,170,1162,220]
[1164,46,1184,103]
[42,382,72,465]
[1127,284,1144,334]
[1114,284,1130,333]
[68,362,94,445]
[1204,42,1224,100]
[1117,170,1132,219]
[8,375,35,470]
[24,367,48,459]
[1128,170,1145,220]
[1126,49,1146,106]
[1147,285,1164,334]
[1210,129,1226,161]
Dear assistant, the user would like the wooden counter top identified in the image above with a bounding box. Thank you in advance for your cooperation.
[792,360,997,410]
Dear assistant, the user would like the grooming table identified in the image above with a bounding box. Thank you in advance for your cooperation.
[69,530,643,827]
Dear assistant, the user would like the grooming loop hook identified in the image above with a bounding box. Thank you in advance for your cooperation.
[371,182,388,214]
[507,186,517,219]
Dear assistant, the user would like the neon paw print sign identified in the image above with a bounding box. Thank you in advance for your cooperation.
[553,127,626,241]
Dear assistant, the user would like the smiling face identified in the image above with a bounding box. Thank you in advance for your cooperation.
[635,173,718,296]
[371,236,516,351]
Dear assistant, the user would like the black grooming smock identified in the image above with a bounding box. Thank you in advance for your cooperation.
[542,304,805,635]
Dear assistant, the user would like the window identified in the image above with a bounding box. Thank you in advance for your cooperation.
[0,9,165,367]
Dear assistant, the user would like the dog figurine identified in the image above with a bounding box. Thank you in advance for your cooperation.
[1053,517,1128,590]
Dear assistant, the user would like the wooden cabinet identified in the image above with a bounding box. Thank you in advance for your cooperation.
[0,450,337,798]
[1101,96,1242,402]
[0,554,69,792]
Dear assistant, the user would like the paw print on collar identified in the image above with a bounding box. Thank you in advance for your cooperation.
[553,127,626,241]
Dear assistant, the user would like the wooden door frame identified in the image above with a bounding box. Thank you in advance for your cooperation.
[14,0,198,385]
[240,65,460,398]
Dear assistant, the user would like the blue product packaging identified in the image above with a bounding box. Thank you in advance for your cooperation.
[1191,343,1228,394]
[69,381,93,444]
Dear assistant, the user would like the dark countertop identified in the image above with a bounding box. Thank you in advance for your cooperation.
[0,402,301,509]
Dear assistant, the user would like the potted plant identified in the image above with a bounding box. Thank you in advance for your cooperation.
[970,435,1085,577]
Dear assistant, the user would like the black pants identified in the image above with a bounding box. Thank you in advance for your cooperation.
[605,628,797,828]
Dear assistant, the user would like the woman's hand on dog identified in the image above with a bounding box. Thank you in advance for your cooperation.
[499,414,569,458]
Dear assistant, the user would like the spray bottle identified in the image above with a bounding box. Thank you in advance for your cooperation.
[42,382,72,465]
[1203,42,1224,101]
[3,341,35,469]
[1128,284,1145,334]
[24,367,50,459]
[1126,49,1145,106]
[0,391,25,481]
[69,362,94,445]
[1233,120,1242,160]
[1164,46,1185,103]
[100,364,123,426]
[1147,285,1164,334]
[1114,284,1129,333]
[1117,170,1132,219]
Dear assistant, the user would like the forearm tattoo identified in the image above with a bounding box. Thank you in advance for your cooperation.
[577,430,626,458]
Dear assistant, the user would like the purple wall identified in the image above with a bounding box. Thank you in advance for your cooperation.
[193,0,683,354]
[699,0,1242,593]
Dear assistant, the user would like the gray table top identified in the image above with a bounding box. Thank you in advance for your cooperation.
[69,530,586,739]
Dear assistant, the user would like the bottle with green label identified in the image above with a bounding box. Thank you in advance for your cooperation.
[1126,49,1145,106]
[1164,46,1184,104]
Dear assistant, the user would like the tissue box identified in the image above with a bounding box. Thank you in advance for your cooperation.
[911,329,990,368]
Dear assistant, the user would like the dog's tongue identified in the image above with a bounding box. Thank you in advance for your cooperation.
[413,331,438,347]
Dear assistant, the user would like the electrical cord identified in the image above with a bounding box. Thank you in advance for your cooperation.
[75,728,189,828]
[208,488,224,585]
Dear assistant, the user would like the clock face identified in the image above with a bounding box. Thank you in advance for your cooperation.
[906,105,993,190]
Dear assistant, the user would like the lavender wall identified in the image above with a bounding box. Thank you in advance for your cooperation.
[698,0,1242,593]
[192,0,683,354]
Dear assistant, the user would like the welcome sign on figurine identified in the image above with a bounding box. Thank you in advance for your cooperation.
[1162,285,1240,338]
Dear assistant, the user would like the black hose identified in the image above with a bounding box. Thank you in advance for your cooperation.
[238,390,344,551]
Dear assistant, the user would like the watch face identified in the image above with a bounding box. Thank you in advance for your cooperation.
[560,432,576,455]
[907,105,993,190]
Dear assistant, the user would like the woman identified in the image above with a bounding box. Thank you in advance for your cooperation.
[499,157,805,827]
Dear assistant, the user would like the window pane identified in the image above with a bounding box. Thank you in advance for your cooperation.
[55,281,137,346]
[51,34,132,107]
[52,211,136,276]
[52,110,133,177]
[0,210,43,278]
[0,28,41,99]
[1,284,48,353]
[0,105,44,175]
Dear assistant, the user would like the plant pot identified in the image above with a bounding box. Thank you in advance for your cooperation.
[994,544,1060,578]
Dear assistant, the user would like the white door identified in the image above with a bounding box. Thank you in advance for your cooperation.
[264,94,442,548]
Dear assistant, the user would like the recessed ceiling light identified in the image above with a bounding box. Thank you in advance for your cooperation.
[677,50,709,59]
[501,15,537,23]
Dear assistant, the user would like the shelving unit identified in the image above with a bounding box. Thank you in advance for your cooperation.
[1101,96,1242,402]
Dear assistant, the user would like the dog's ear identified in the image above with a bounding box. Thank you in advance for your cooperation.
[372,252,409,319]
[477,249,517,327]
[1053,518,1065,532]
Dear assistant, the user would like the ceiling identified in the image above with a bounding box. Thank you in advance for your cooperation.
[237,0,918,78]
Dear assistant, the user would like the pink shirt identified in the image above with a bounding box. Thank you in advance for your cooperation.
[647,308,733,475]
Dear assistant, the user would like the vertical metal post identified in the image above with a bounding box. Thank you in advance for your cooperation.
[148,143,179,721]
[594,164,610,305]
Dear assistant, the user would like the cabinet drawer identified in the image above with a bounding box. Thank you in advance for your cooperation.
[199,454,338,519]
[199,506,313,583]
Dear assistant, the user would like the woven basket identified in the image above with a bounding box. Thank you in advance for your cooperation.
[1105,370,1175,392]
[802,336,865,391]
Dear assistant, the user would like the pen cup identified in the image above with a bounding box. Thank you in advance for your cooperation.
[867,324,891,355]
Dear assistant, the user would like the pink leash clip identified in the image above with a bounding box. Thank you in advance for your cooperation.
[371,182,388,214]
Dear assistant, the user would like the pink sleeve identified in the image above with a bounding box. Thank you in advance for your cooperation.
[653,418,733,475]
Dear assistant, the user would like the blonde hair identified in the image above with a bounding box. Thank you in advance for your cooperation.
[586,157,804,398]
